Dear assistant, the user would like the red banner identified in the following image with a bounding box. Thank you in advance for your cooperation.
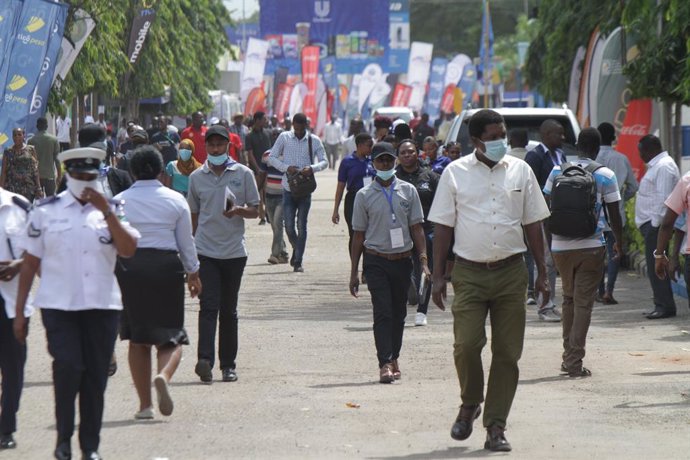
[441,84,456,113]
[616,98,652,181]
[391,83,412,107]
[301,46,320,122]
[274,83,293,118]
[244,86,266,117]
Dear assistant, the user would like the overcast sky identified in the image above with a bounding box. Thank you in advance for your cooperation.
[223,0,260,20]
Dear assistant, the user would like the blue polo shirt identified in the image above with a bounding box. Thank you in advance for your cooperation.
[431,156,452,174]
[338,153,376,192]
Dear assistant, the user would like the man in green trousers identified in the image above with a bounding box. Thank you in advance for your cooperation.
[429,109,551,452]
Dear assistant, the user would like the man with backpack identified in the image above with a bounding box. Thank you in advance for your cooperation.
[543,128,623,378]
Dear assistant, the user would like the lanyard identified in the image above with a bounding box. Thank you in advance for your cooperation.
[379,180,397,224]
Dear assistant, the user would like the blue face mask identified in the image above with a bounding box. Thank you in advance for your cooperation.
[179,149,192,161]
[376,167,396,181]
[482,138,508,162]
[207,153,228,166]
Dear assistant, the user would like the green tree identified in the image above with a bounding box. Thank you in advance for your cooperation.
[493,14,537,91]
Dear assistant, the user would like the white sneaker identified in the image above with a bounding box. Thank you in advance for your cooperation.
[526,296,537,305]
[134,406,154,420]
[415,312,427,326]
[538,308,561,322]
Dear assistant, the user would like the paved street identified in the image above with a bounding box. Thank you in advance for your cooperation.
[8,170,690,459]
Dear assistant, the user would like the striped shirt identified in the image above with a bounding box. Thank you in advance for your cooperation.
[635,151,680,228]
[268,130,328,191]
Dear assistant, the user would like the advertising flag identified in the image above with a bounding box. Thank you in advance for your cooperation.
[244,85,267,117]
[391,83,412,107]
[388,0,410,73]
[358,63,383,114]
[457,64,477,110]
[0,0,68,148]
[301,45,320,123]
[406,41,433,111]
[617,98,652,181]
[577,28,603,127]
[441,84,456,114]
[127,2,156,66]
[53,8,96,84]
[275,83,293,117]
[567,46,585,113]
[241,38,269,102]
[271,65,289,115]
[321,56,339,116]
[424,57,448,122]
[477,0,494,81]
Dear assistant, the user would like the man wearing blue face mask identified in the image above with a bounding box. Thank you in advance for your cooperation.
[187,125,260,384]
[429,109,551,452]
[349,142,429,384]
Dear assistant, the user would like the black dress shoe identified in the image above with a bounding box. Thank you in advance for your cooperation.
[289,252,296,267]
[54,442,71,460]
[646,310,676,320]
[450,404,481,441]
[222,368,238,382]
[484,425,512,452]
[0,434,16,449]
[82,451,102,460]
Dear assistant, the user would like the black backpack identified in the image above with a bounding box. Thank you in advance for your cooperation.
[548,161,603,238]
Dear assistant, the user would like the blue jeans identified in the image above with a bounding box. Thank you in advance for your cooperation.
[598,231,620,296]
[283,190,312,266]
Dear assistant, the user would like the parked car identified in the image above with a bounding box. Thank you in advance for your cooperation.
[445,106,581,159]
[372,106,414,123]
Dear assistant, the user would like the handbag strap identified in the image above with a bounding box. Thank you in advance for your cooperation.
[308,133,314,163]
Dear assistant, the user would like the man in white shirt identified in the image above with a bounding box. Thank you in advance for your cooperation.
[635,134,680,319]
[56,113,72,151]
[323,116,343,170]
[429,109,551,452]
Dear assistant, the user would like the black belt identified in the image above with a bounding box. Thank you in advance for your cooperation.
[455,253,523,270]
[365,249,412,260]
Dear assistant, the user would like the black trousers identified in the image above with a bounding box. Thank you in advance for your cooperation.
[41,309,120,452]
[363,253,412,368]
[198,256,247,370]
[640,222,676,315]
[0,300,27,436]
[344,191,356,254]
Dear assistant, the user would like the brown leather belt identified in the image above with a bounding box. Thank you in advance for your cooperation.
[365,249,412,260]
[455,253,523,270]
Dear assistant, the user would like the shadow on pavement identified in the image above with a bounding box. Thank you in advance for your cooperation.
[369,446,495,459]
[632,370,690,376]
[310,381,378,389]
[102,419,166,428]
[23,381,53,388]
[613,400,690,409]
[518,375,568,385]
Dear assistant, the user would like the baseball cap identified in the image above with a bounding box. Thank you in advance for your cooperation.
[205,125,229,141]
[371,142,397,160]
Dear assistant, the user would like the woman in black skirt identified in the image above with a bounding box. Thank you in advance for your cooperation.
[115,146,201,419]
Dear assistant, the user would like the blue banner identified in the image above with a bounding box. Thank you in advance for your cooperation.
[224,23,260,53]
[424,57,447,122]
[25,2,68,134]
[0,0,24,109]
[458,64,477,109]
[259,0,390,75]
[0,0,68,149]
[321,56,340,116]
[388,0,410,73]
[477,0,494,81]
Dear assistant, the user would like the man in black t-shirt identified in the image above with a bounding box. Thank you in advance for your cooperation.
[150,116,181,165]
[245,112,274,225]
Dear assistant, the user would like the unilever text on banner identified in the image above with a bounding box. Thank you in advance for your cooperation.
[0,0,68,149]
[127,2,156,65]
[424,57,448,122]
[301,45,320,123]
[241,38,269,102]
[26,2,68,134]
[259,0,389,74]
[406,42,433,112]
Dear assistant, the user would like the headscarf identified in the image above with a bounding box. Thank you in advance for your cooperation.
[177,138,201,176]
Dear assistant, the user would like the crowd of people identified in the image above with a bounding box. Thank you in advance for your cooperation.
[0,104,686,457]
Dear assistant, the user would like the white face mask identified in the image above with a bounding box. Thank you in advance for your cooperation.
[66,174,98,199]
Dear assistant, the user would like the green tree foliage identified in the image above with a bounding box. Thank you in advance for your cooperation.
[410,0,538,58]
[493,14,537,90]
[525,0,619,102]
[51,0,232,116]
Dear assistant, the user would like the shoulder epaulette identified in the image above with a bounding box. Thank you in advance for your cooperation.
[11,195,32,212]
[35,195,60,207]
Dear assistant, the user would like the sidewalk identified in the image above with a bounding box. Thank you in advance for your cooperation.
[9,170,690,459]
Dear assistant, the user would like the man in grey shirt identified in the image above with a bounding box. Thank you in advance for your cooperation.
[187,125,260,384]
[27,117,61,195]
[349,142,430,384]
[596,122,639,304]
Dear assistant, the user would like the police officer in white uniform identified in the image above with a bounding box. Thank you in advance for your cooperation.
[13,147,140,460]
[0,189,32,450]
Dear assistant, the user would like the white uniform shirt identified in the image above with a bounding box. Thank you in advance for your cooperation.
[0,189,33,319]
[323,122,343,145]
[635,151,680,228]
[22,191,141,311]
[115,180,199,273]
[428,152,550,262]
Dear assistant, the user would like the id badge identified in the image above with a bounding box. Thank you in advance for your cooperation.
[363,176,372,187]
[390,227,404,248]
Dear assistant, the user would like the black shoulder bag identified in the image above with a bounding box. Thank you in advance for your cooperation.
[287,134,317,198]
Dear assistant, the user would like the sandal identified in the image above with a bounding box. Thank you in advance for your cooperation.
[568,367,592,378]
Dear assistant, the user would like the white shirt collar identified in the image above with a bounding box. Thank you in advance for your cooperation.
[647,151,669,168]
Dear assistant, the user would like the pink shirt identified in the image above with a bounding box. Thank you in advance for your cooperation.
[664,172,690,251]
